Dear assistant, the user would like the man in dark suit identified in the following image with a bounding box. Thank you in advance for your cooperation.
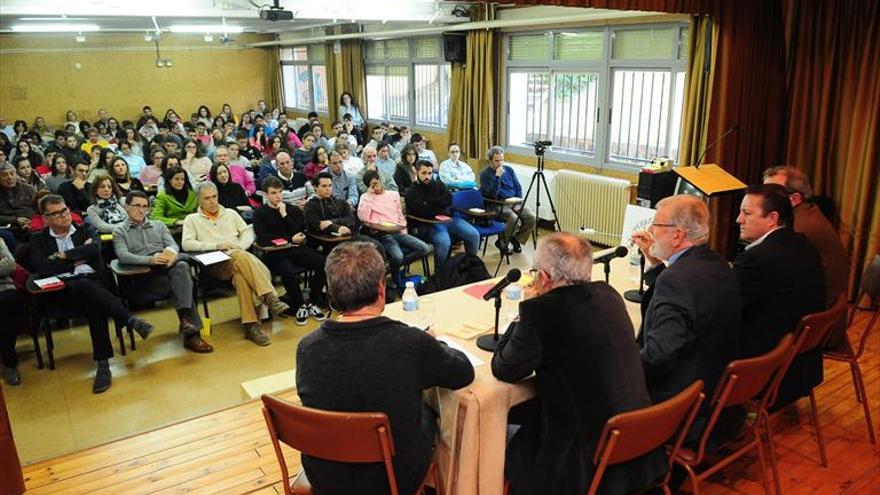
[734,184,826,408]
[492,232,666,495]
[763,166,850,347]
[632,195,741,443]
[30,194,154,393]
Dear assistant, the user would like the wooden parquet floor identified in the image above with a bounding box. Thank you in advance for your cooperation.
[21,311,880,494]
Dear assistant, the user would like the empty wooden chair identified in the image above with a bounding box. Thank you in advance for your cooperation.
[822,254,879,445]
[261,394,442,495]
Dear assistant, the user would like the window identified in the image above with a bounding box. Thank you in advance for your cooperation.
[280,45,328,113]
[364,37,451,129]
[505,24,688,171]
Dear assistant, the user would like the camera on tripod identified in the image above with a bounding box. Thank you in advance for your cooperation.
[533,140,552,156]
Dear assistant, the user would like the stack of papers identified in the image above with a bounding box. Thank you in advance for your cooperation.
[33,277,64,290]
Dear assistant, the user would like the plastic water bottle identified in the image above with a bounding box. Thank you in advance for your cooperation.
[402,281,419,313]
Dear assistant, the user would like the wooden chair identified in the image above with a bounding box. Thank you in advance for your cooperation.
[766,295,848,469]
[674,334,796,495]
[589,380,705,495]
[822,254,879,445]
[261,394,442,495]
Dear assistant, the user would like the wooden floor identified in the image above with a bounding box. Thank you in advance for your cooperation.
[21,310,880,494]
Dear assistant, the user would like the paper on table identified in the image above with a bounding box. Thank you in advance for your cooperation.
[194,251,231,265]
[437,336,485,367]
[444,321,492,340]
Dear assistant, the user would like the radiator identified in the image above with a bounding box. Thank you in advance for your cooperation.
[551,170,631,247]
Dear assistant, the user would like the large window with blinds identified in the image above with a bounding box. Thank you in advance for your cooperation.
[505,24,688,170]
[365,37,451,129]
[280,46,329,114]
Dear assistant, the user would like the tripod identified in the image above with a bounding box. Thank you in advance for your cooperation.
[520,153,561,249]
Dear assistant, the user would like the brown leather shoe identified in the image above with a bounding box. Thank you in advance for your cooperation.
[184,334,214,353]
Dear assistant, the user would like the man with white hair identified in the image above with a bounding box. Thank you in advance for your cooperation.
[632,194,742,444]
[182,182,289,346]
[492,232,666,494]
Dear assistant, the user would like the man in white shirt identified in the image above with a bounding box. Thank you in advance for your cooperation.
[367,126,400,161]
[411,133,437,170]
[438,142,476,189]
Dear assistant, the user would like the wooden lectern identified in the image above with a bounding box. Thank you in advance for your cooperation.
[673,164,747,197]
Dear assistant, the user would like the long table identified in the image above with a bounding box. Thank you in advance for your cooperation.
[380,256,642,495]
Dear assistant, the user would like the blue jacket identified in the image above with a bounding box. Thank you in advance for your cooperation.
[479,165,522,200]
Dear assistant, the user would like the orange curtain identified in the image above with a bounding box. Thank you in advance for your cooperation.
[782,0,880,294]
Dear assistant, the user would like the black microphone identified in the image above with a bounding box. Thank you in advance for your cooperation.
[483,268,522,301]
[593,246,629,265]
[695,125,740,168]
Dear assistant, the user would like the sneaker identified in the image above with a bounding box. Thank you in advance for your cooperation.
[127,316,154,340]
[244,323,271,346]
[295,304,309,326]
[3,367,21,387]
[92,363,112,394]
[308,304,328,322]
[263,294,290,318]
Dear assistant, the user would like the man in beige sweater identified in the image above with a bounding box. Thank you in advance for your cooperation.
[182,182,289,346]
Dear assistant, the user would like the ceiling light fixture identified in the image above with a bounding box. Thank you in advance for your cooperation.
[169,24,243,34]
[12,23,100,32]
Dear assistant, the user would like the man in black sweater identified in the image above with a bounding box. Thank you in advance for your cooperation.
[296,242,474,495]
[303,172,385,257]
[253,176,327,325]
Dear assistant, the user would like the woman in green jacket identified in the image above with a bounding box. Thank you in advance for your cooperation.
[151,166,197,226]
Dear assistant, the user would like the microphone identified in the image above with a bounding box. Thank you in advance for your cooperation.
[483,268,522,301]
[593,246,629,265]
[695,125,740,168]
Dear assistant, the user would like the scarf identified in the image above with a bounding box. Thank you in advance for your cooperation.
[168,185,190,205]
[97,197,127,225]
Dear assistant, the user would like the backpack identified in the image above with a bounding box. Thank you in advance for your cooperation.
[418,253,490,295]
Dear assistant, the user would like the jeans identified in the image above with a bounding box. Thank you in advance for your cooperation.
[428,217,480,266]
[264,245,327,308]
[376,232,431,280]
[0,229,16,252]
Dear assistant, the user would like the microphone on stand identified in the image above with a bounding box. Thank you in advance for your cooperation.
[695,124,739,168]
[482,268,521,301]
[593,246,628,283]
[477,268,522,352]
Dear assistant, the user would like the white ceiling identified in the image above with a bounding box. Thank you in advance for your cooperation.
[0,0,473,34]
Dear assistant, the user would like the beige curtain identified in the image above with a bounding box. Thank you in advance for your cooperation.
[677,15,716,166]
[447,34,497,161]
[325,43,339,121]
[325,24,367,122]
[266,47,284,112]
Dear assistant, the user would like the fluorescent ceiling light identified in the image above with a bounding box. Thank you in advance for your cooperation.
[12,23,100,32]
[169,25,243,34]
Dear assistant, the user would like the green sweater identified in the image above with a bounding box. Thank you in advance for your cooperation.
[151,190,198,226]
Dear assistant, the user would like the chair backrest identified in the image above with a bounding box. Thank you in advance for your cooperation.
[262,394,396,462]
[593,380,704,466]
[451,189,483,210]
[690,334,795,464]
[261,395,401,495]
[795,294,848,355]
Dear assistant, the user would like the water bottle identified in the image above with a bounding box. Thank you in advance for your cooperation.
[402,281,419,313]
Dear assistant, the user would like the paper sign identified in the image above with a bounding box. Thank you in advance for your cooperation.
[620,204,656,248]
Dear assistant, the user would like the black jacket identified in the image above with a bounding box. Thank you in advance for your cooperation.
[639,245,742,443]
[302,196,357,234]
[297,317,474,495]
[734,227,825,407]
[493,283,666,495]
[216,182,249,210]
[252,203,306,245]
[57,181,92,215]
[404,179,451,221]
[29,223,102,277]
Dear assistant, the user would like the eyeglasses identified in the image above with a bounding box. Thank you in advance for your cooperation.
[649,222,679,230]
[44,207,70,218]
[129,203,150,209]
